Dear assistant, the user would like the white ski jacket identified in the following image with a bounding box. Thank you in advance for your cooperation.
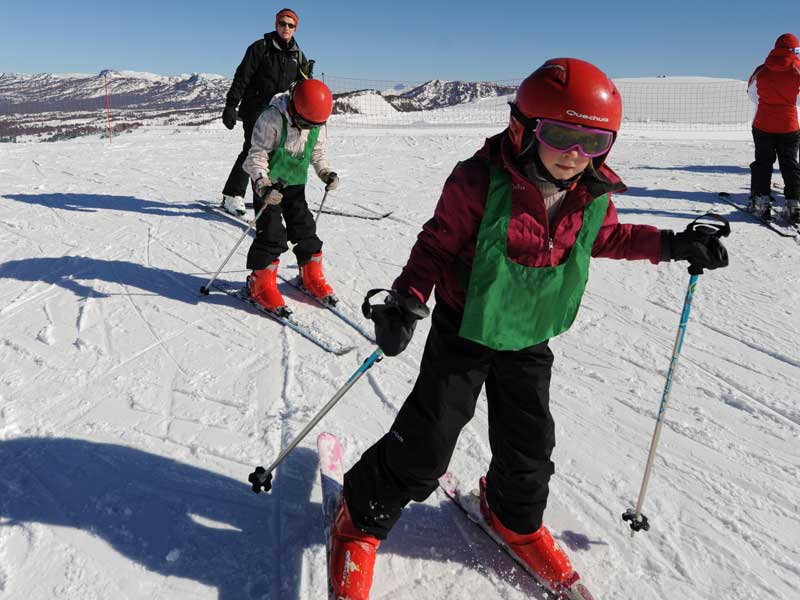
[243,91,332,184]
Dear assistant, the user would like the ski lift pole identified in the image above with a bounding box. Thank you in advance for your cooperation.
[248,347,384,493]
[623,214,730,535]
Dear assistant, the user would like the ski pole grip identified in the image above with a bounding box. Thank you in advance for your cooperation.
[686,213,730,276]
[688,213,730,239]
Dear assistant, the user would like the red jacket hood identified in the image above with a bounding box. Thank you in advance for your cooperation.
[765,47,800,71]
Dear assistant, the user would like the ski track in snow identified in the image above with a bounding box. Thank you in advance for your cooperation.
[0,127,798,599]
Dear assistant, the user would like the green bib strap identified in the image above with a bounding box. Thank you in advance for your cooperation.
[267,113,320,186]
[459,166,609,350]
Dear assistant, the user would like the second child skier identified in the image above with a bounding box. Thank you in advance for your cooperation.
[242,78,340,314]
[327,58,729,599]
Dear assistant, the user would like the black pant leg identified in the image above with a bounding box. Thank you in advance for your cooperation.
[775,130,800,199]
[750,127,777,197]
[222,120,255,198]
[484,341,555,534]
[246,201,288,270]
[343,300,494,539]
[280,186,323,265]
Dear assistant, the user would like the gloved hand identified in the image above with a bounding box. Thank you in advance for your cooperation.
[663,228,729,271]
[362,289,430,357]
[222,105,238,130]
[323,171,339,192]
[254,177,283,205]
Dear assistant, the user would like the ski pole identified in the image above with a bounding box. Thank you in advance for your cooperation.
[623,214,730,535]
[314,189,329,224]
[248,347,384,493]
[200,180,285,295]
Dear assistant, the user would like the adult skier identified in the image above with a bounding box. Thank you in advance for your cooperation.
[241,78,339,313]
[747,32,800,223]
[328,58,729,599]
[220,8,313,216]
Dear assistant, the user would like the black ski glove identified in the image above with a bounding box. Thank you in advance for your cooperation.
[661,228,729,271]
[362,289,430,356]
[222,105,237,130]
[324,171,339,191]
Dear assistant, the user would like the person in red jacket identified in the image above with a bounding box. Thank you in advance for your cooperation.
[328,58,729,600]
[747,32,800,223]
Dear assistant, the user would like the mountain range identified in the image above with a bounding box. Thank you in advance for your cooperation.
[0,71,517,141]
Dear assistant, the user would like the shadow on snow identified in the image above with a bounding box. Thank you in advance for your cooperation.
[0,437,598,599]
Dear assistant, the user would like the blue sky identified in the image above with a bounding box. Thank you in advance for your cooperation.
[1,0,795,81]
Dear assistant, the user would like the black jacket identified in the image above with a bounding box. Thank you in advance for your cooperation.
[225,32,312,122]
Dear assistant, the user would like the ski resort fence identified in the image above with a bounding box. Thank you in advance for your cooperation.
[321,74,755,131]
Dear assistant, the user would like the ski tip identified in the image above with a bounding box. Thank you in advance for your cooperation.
[317,431,337,444]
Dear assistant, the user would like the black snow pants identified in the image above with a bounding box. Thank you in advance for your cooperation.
[246,184,323,270]
[343,297,556,540]
[750,127,800,200]
[222,119,256,198]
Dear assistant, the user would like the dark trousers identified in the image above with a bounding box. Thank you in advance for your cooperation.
[343,298,556,540]
[750,127,800,199]
[246,184,323,270]
[222,120,256,198]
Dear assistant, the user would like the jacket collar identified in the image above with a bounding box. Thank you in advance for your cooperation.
[265,31,298,53]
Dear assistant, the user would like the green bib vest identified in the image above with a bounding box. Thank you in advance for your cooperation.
[459,166,609,350]
[267,113,320,186]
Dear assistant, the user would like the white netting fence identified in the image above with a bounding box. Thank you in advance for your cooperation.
[320,74,754,130]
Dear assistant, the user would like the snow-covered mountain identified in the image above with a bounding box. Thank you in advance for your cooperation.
[0,71,230,114]
[384,79,518,111]
[1,72,519,140]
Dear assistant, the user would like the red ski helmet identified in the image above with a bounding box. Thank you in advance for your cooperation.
[508,58,622,159]
[290,79,333,126]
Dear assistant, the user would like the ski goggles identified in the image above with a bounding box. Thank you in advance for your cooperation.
[793,47,800,56]
[534,118,615,158]
[293,114,324,129]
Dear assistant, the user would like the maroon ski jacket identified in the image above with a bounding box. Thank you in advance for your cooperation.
[393,131,664,313]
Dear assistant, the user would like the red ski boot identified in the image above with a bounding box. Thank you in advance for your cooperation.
[246,261,287,314]
[329,499,380,600]
[300,252,336,303]
[479,477,577,593]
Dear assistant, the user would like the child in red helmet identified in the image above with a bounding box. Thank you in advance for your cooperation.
[242,78,339,313]
[329,58,729,599]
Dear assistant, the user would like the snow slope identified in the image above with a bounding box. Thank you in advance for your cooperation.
[0,125,798,600]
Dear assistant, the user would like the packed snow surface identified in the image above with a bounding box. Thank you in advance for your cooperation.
[0,124,798,600]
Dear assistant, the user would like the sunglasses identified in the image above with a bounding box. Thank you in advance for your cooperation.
[277,21,296,29]
[534,118,614,158]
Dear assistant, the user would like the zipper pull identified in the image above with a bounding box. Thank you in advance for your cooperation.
[548,238,554,250]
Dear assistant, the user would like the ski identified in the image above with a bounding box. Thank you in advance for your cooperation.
[198,199,376,342]
[438,472,595,600]
[211,281,354,355]
[717,192,799,238]
[279,275,376,343]
[318,432,344,600]
[310,204,394,221]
